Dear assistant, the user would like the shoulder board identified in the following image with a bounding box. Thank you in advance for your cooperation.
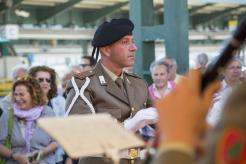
[125,72,142,79]
[74,70,95,80]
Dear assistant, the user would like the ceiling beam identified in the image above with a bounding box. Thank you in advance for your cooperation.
[13,0,24,7]
[190,0,246,4]
[189,3,214,16]
[37,0,82,23]
[191,6,243,26]
[155,3,212,15]
[83,2,128,23]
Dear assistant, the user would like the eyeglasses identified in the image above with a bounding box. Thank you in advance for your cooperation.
[37,78,51,83]
[80,64,91,67]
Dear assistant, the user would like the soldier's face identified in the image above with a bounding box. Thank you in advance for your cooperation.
[108,35,137,68]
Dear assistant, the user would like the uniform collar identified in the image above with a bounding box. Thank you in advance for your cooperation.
[101,63,124,82]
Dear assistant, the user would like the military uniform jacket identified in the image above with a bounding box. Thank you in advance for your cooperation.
[65,61,152,122]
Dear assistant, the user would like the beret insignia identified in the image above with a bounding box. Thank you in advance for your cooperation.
[217,128,246,164]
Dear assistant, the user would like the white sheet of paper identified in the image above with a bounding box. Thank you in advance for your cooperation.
[37,114,144,158]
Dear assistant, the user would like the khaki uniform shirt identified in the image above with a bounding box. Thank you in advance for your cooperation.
[65,60,152,122]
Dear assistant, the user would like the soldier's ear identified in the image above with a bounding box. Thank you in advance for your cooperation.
[100,46,111,57]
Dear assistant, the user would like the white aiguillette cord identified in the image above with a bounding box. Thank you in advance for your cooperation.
[65,76,96,116]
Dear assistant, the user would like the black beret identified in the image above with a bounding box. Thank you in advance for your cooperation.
[92,18,134,47]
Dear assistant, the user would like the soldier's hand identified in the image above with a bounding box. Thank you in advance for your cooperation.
[155,69,220,148]
[124,107,158,132]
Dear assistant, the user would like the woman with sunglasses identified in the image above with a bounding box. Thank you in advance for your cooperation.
[0,77,57,163]
[29,66,66,164]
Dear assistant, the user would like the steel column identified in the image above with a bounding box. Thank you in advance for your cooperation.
[130,0,189,79]
[130,0,155,83]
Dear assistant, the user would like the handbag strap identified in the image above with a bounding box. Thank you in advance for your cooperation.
[6,108,14,141]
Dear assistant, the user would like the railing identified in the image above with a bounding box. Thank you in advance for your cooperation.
[18,27,231,41]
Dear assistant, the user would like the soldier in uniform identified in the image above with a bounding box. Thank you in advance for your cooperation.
[65,18,158,164]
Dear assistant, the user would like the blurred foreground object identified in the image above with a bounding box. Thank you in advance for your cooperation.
[38,114,144,163]
[153,70,220,164]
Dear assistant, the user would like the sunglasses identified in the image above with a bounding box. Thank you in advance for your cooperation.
[80,64,91,67]
[37,77,51,83]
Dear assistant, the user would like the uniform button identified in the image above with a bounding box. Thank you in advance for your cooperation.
[131,107,135,112]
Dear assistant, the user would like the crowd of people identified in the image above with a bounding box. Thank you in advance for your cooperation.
[0,56,96,163]
[1,18,246,164]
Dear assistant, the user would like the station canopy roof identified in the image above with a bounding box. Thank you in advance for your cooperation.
[0,0,245,27]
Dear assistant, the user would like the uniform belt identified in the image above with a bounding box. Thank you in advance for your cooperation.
[86,148,140,159]
[77,157,141,164]
[120,158,141,164]
[119,148,140,159]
